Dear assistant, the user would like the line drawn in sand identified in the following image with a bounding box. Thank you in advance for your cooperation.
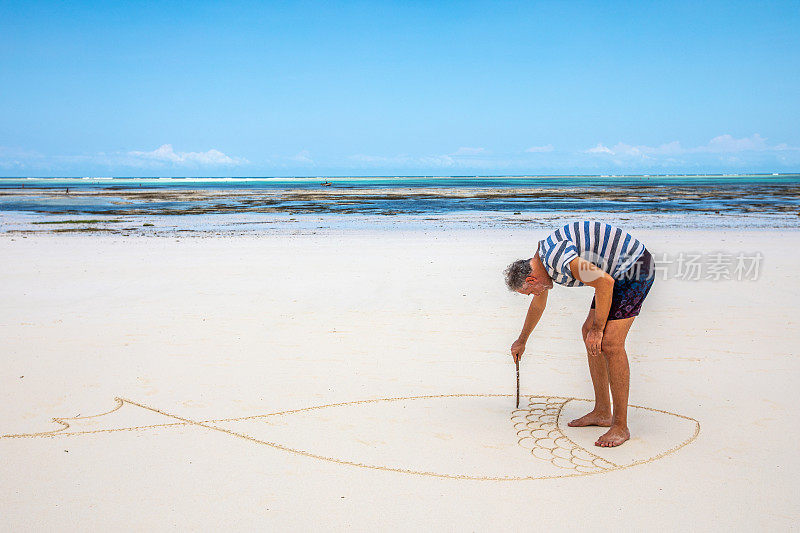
[1,394,700,481]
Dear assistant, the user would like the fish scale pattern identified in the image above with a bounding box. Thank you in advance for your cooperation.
[512,396,617,474]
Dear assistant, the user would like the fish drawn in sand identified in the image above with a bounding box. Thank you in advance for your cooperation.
[1,394,699,481]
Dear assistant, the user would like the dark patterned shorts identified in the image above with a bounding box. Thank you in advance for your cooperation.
[590,249,655,320]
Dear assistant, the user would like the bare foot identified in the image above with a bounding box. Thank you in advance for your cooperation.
[567,411,612,427]
[595,425,630,447]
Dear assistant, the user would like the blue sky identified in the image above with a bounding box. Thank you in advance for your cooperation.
[1,0,799,176]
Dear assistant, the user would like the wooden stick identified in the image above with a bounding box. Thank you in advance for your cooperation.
[515,359,520,409]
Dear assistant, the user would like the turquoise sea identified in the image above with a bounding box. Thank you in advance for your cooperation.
[1,175,799,217]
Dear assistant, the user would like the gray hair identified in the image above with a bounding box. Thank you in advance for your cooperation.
[504,258,533,291]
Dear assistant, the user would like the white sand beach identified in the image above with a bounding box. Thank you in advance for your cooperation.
[1,226,798,530]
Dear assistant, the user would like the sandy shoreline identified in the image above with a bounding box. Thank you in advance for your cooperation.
[1,226,798,529]
[3,210,800,237]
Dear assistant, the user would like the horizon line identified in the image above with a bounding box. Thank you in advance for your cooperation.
[1,173,799,180]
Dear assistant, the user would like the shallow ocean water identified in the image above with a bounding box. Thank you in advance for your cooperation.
[1,176,798,234]
[1,175,799,219]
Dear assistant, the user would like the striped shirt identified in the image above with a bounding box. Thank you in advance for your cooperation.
[538,221,646,287]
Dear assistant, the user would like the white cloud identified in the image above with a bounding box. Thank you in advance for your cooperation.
[585,135,799,159]
[127,144,246,166]
[0,144,251,171]
[694,134,768,153]
[585,141,683,157]
[0,146,45,168]
[3,135,798,175]
[351,147,488,164]
[451,147,485,156]
[350,145,561,170]
[525,144,554,153]
[349,153,458,167]
[348,154,390,163]
[348,148,485,165]
[290,150,314,164]
[649,141,683,155]
[586,143,614,155]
